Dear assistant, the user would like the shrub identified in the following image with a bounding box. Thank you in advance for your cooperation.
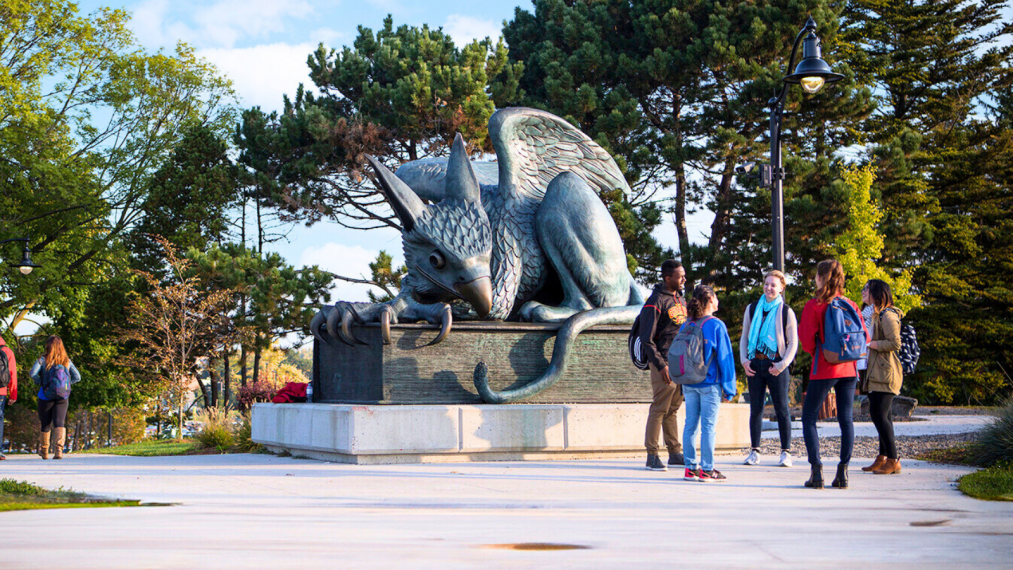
[234,412,263,453]
[973,395,1013,467]
[0,479,44,495]
[193,407,237,451]
[237,381,275,412]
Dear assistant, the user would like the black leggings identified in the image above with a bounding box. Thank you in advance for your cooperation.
[38,399,69,432]
[868,392,896,459]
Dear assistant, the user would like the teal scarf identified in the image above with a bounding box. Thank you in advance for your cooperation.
[747,294,783,359]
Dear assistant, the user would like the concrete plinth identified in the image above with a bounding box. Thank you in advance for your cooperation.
[252,402,750,464]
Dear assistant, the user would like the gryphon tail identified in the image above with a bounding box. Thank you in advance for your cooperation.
[473,285,645,404]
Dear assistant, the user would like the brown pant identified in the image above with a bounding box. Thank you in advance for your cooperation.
[645,363,684,455]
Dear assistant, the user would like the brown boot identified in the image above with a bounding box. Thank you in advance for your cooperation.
[38,431,51,460]
[874,458,901,475]
[862,455,887,472]
[53,428,66,459]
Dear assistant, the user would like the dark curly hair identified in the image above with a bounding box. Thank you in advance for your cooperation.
[687,285,716,319]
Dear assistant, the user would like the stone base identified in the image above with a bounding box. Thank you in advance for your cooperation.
[252,402,750,464]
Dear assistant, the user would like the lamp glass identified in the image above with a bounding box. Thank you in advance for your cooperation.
[19,265,33,275]
[800,76,825,93]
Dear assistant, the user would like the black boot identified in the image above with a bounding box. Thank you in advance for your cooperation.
[831,462,849,489]
[804,464,824,489]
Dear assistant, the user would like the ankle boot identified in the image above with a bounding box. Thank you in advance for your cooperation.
[831,462,849,488]
[804,464,824,489]
[53,428,66,459]
[862,455,887,472]
[38,431,51,460]
[874,458,901,475]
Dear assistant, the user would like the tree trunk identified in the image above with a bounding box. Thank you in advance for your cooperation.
[156,403,162,438]
[223,350,232,408]
[708,163,737,252]
[72,419,82,451]
[210,364,220,408]
[253,343,262,385]
[196,368,212,409]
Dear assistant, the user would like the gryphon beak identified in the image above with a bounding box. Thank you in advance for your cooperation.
[455,276,493,318]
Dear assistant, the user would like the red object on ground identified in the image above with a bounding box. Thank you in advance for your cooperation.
[271,382,308,403]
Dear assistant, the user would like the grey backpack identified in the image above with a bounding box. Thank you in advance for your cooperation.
[666,317,715,385]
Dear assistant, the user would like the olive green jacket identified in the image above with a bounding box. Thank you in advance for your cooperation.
[863,307,904,395]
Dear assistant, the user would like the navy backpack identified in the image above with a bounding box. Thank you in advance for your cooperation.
[814,297,867,375]
[43,364,72,400]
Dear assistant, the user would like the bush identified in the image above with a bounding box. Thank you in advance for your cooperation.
[972,395,1013,467]
[193,407,237,451]
[234,412,262,453]
[0,479,44,495]
[237,381,275,412]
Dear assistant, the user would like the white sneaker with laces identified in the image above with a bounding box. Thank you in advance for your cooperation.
[744,449,760,465]
[779,451,793,467]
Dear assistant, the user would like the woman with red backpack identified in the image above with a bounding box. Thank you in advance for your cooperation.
[29,336,81,459]
[799,260,869,489]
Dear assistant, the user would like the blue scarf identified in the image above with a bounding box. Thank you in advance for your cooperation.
[747,294,783,359]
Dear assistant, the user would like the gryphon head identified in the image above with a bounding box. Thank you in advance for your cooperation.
[365,134,494,317]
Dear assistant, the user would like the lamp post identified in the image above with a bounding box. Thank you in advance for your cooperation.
[0,236,41,274]
[767,16,844,272]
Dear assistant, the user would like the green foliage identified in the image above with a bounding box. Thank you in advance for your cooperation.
[193,407,237,451]
[971,397,1013,468]
[0,480,44,496]
[235,412,263,453]
[958,463,1013,502]
[367,250,407,303]
[835,165,920,312]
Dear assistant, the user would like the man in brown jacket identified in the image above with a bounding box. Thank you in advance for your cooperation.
[639,259,687,471]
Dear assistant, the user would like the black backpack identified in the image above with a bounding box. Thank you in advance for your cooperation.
[884,308,920,375]
[627,314,650,371]
[0,347,9,389]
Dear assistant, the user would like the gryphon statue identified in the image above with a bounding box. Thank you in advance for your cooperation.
[311,108,644,403]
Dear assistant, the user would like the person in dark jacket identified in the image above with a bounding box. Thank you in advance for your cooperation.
[639,259,688,471]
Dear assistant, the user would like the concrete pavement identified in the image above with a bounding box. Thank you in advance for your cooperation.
[0,451,1010,569]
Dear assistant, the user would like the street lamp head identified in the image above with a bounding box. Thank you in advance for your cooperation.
[11,243,41,275]
[783,31,844,93]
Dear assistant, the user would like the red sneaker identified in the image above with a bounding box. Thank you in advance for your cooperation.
[683,468,699,481]
[698,469,727,482]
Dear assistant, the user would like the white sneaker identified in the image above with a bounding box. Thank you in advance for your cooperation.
[779,451,793,467]
[744,449,760,465]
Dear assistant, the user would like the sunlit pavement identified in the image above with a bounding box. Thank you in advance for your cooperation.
[0,450,1009,569]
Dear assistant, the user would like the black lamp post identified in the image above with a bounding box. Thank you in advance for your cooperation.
[767,16,844,272]
[1,236,41,275]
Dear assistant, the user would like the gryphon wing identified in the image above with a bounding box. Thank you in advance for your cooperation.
[395,158,500,203]
[489,107,630,202]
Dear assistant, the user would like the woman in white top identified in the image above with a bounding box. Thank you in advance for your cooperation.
[740,270,798,467]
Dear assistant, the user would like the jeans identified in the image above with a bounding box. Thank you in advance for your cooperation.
[0,396,6,454]
[683,384,721,472]
[747,360,791,451]
[802,376,857,467]
[869,392,897,459]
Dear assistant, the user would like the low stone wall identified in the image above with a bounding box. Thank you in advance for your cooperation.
[314,322,652,405]
[252,402,751,465]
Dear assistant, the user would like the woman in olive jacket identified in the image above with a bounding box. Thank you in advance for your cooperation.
[861,279,904,475]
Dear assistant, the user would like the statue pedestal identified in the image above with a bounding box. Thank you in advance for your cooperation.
[313,322,653,404]
[251,402,750,464]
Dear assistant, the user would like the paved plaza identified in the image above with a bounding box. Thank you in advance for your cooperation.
[0,430,1010,569]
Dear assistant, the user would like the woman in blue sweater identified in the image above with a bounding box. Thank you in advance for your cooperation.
[679,285,738,482]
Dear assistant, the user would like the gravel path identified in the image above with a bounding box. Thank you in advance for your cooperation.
[740,432,978,461]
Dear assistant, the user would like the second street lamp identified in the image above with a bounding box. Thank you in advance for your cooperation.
[767,16,844,272]
[1,236,41,275]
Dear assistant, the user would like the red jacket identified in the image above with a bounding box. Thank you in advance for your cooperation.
[0,340,17,402]
[799,296,870,380]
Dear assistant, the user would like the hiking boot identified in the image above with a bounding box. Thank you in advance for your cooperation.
[699,469,726,482]
[862,455,887,472]
[645,454,668,471]
[744,449,760,465]
[779,451,793,467]
[804,464,824,489]
[831,462,849,489]
[668,452,684,466]
[683,468,699,481]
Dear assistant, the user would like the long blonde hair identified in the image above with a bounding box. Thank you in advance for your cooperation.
[43,336,70,369]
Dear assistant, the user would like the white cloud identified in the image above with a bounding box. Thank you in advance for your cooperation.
[309,28,344,47]
[199,43,317,112]
[442,14,501,47]
[299,242,403,303]
[129,0,314,49]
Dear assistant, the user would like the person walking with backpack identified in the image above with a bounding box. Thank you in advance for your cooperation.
[673,285,737,482]
[740,270,798,467]
[860,279,905,476]
[799,259,869,489]
[29,336,81,459]
[0,335,18,460]
[636,259,688,471]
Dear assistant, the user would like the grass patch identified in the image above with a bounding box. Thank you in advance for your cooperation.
[81,439,195,457]
[958,463,1013,502]
[0,478,141,512]
[915,443,980,466]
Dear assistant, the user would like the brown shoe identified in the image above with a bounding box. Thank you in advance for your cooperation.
[38,431,51,460]
[874,458,901,475]
[862,455,887,472]
[53,427,66,459]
